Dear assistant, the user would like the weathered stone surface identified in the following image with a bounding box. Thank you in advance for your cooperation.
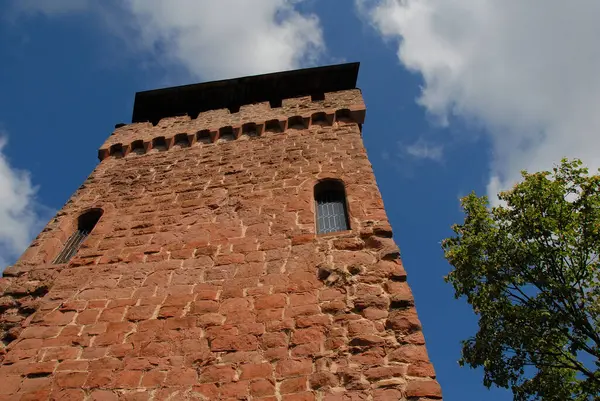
[406,379,443,398]
[0,85,441,399]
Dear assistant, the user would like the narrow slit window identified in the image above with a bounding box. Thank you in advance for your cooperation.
[53,209,103,264]
[315,180,349,234]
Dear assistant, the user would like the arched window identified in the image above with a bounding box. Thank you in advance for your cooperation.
[53,209,103,264]
[314,180,350,234]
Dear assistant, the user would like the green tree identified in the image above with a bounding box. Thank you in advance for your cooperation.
[443,159,600,400]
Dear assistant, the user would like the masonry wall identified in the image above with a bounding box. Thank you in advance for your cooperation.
[0,90,442,401]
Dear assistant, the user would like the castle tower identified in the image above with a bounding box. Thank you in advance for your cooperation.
[0,63,442,400]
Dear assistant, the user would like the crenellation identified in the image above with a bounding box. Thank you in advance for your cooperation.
[99,89,366,160]
[239,101,271,118]
[156,115,192,128]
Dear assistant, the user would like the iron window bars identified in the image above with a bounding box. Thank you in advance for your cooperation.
[52,209,103,264]
[52,229,91,264]
[315,180,349,234]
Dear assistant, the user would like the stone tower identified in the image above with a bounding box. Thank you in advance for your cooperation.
[0,63,442,400]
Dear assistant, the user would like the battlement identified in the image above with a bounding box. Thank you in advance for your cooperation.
[99,89,366,160]
[132,62,359,124]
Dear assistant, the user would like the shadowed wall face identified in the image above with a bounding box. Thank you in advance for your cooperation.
[0,66,442,400]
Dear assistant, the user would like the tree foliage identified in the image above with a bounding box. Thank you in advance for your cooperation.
[443,159,600,400]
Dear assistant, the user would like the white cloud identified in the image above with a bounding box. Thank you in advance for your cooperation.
[404,138,444,161]
[14,0,325,81]
[357,0,600,202]
[122,0,324,80]
[0,134,45,268]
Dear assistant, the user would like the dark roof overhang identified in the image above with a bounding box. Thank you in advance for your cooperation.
[131,62,360,125]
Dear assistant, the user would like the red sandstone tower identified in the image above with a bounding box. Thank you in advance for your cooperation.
[0,63,442,400]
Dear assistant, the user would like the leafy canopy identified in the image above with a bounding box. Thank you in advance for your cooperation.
[443,159,600,400]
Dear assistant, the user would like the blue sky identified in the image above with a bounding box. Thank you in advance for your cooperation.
[2,1,599,400]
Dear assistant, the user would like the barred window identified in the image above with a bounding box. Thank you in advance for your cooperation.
[315,180,349,234]
[53,209,103,264]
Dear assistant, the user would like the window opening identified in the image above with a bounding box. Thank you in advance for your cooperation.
[335,109,352,122]
[131,140,145,155]
[242,123,258,137]
[269,99,282,108]
[152,136,167,151]
[109,144,124,158]
[265,119,282,133]
[312,112,328,126]
[174,133,190,147]
[219,126,236,142]
[197,130,212,144]
[314,180,350,234]
[53,209,103,264]
[288,116,305,129]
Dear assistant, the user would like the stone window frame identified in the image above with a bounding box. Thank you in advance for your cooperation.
[152,136,168,151]
[314,179,351,235]
[52,208,104,264]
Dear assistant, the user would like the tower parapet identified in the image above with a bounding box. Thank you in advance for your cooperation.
[99,90,366,161]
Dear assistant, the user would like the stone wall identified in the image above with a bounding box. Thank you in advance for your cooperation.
[0,90,442,400]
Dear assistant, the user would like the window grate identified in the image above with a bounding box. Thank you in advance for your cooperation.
[52,229,89,264]
[53,208,103,265]
[316,189,349,234]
